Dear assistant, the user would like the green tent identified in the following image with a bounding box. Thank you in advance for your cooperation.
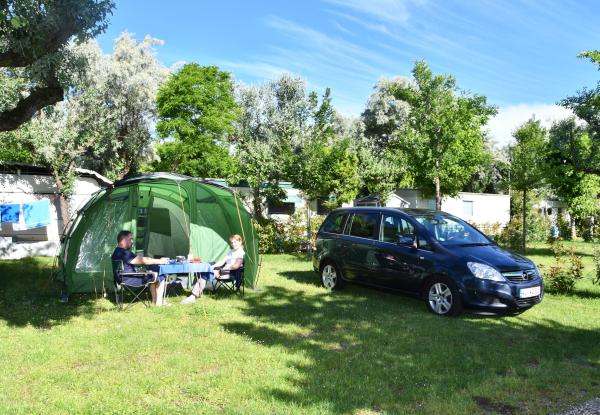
[57,173,260,294]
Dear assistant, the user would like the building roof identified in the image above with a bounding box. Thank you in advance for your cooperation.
[0,162,113,186]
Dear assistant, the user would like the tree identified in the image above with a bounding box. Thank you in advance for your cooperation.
[154,64,238,179]
[545,117,600,238]
[3,34,168,229]
[463,140,509,194]
[362,76,411,151]
[555,50,600,175]
[0,0,114,131]
[389,61,497,209]
[509,119,547,252]
[232,74,312,222]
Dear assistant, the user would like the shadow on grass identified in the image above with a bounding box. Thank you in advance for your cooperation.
[223,282,600,414]
[0,257,99,329]
[279,269,322,288]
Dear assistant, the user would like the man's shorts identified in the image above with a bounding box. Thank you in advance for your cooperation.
[121,273,157,286]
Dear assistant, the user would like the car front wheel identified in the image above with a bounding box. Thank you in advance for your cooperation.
[321,262,344,290]
[425,278,462,316]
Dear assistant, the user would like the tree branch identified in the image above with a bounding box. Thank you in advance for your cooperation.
[0,21,78,67]
[0,78,64,132]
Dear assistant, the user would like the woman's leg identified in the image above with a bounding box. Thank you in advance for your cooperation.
[155,279,166,305]
[191,277,206,297]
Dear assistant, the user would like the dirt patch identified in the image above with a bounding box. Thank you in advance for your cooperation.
[472,396,518,415]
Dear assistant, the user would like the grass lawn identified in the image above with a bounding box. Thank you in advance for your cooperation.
[0,242,599,414]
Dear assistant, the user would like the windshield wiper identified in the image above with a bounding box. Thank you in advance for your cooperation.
[458,242,491,246]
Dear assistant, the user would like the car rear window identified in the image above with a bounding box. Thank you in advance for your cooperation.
[320,212,348,234]
[348,212,380,239]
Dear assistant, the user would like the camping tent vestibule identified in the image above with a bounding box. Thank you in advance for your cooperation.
[57,173,259,294]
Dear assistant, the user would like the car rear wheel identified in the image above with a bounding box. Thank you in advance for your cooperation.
[321,262,344,290]
[425,277,462,316]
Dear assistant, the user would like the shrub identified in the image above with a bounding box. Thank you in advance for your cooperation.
[543,240,584,294]
[254,209,323,254]
[556,214,571,240]
[497,213,551,251]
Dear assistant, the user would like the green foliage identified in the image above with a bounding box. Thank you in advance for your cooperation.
[509,120,548,251]
[509,120,547,192]
[497,213,551,252]
[544,240,584,294]
[294,138,360,204]
[556,213,572,241]
[0,0,115,131]
[463,142,509,194]
[154,64,238,179]
[12,34,169,193]
[389,61,497,208]
[0,129,33,162]
[545,118,600,223]
[255,216,306,254]
[554,50,600,176]
[233,75,313,221]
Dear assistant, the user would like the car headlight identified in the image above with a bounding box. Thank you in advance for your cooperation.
[467,262,506,282]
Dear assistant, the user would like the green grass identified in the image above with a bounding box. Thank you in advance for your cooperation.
[0,244,599,414]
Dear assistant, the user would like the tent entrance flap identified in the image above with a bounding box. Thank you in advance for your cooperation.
[145,195,190,258]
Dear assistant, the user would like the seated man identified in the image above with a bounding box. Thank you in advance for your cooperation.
[181,234,245,304]
[111,230,169,306]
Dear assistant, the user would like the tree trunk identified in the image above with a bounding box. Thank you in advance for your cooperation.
[571,219,576,240]
[522,189,527,253]
[252,187,265,224]
[306,200,312,254]
[52,173,72,238]
[434,176,442,211]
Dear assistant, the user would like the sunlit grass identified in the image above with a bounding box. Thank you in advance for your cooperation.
[0,247,598,414]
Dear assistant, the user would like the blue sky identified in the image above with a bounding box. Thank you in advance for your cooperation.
[97,0,600,145]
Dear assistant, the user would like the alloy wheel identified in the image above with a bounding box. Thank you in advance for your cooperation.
[428,282,453,315]
[322,264,337,289]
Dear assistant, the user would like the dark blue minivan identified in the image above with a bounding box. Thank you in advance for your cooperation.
[313,207,544,316]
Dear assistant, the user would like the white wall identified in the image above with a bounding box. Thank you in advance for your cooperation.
[395,189,510,226]
[0,174,104,259]
[442,192,510,226]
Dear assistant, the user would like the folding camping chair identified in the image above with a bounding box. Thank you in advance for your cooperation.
[112,260,157,310]
[213,266,245,296]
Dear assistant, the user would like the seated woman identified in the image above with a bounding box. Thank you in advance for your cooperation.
[112,230,170,306]
[181,234,245,304]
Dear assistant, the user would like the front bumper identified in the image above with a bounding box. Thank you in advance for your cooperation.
[460,275,544,313]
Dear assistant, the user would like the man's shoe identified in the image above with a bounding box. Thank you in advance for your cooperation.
[180,295,196,304]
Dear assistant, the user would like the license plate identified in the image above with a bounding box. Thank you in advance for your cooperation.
[519,286,541,298]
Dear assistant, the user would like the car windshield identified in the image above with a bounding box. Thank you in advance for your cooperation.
[413,214,491,246]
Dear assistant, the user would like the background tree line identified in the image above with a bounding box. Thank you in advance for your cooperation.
[1,2,600,252]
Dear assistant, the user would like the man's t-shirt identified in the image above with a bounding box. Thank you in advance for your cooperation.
[111,247,137,272]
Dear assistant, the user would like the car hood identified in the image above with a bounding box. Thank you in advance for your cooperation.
[445,244,534,271]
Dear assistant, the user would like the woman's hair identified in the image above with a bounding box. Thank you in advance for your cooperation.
[229,234,243,243]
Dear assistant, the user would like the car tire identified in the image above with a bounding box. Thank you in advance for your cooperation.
[320,261,344,290]
[424,277,463,316]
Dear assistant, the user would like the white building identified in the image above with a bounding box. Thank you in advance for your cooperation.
[394,189,511,226]
[0,163,111,259]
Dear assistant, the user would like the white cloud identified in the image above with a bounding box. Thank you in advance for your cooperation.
[322,0,424,24]
[486,103,574,147]
[219,61,290,81]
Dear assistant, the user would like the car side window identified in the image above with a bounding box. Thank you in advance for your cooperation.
[348,212,380,239]
[380,214,415,243]
[417,234,432,251]
[321,212,348,234]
